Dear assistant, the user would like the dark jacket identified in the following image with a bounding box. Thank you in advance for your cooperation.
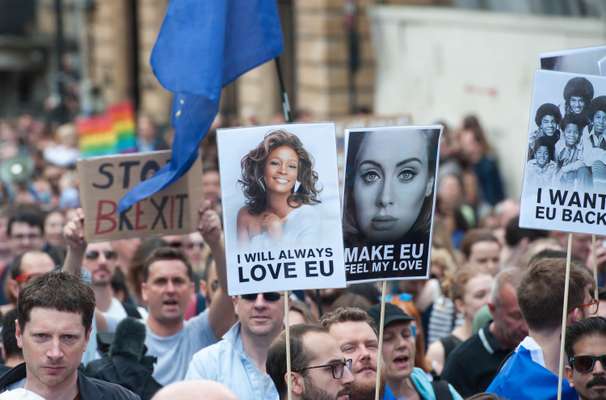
[85,354,162,400]
[0,363,140,400]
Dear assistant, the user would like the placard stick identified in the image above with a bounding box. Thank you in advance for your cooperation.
[592,235,598,300]
[284,290,292,400]
[374,281,387,400]
[557,233,573,400]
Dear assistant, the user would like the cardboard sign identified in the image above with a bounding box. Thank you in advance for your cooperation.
[217,123,346,295]
[342,126,442,283]
[519,70,606,235]
[78,150,203,242]
[540,45,606,77]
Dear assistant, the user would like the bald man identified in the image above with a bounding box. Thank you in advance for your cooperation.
[151,380,238,400]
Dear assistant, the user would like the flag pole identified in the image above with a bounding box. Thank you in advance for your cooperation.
[374,281,387,400]
[284,290,292,400]
[275,55,293,399]
[557,233,573,400]
[592,235,598,300]
[274,57,292,123]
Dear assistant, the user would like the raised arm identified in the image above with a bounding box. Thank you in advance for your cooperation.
[62,208,87,276]
[198,201,235,338]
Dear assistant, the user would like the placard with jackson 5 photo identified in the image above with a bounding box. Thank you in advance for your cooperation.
[520,70,606,235]
[217,123,346,295]
[343,125,442,283]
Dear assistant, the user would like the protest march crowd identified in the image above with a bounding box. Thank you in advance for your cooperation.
[0,107,604,400]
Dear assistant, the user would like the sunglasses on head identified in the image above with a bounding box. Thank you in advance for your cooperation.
[241,292,281,302]
[85,250,117,261]
[570,355,606,373]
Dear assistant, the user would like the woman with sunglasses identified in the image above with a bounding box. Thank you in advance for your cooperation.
[237,130,321,248]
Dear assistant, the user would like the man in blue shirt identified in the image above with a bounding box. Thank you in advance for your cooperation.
[186,292,284,400]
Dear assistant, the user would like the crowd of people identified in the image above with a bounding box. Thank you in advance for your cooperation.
[0,109,603,400]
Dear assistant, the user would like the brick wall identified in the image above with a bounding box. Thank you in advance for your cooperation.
[138,0,171,124]
[294,0,375,119]
[89,1,132,105]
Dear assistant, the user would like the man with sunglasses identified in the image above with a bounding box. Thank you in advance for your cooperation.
[64,202,236,385]
[566,317,606,400]
[63,210,146,327]
[488,256,595,399]
[83,241,146,324]
[267,324,354,400]
[186,291,285,399]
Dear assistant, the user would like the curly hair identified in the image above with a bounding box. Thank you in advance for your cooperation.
[239,130,321,215]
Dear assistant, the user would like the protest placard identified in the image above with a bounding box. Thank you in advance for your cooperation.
[217,123,346,295]
[519,70,606,236]
[540,45,606,77]
[342,126,442,283]
[78,150,203,242]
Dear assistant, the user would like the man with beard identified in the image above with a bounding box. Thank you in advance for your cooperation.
[367,303,462,399]
[566,317,606,400]
[321,307,380,400]
[443,268,528,397]
[186,291,284,399]
[81,240,145,323]
[63,203,235,385]
[267,324,354,400]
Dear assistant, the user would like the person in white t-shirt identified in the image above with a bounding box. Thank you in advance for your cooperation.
[63,211,145,331]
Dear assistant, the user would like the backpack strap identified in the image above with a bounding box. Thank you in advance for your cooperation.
[431,379,453,400]
[122,302,142,319]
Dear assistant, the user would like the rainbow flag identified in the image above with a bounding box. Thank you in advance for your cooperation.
[77,101,137,157]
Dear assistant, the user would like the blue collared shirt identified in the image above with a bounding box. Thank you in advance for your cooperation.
[185,323,278,400]
[383,368,463,400]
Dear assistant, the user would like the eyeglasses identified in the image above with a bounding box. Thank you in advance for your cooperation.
[85,250,117,261]
[241,292,281,302]
[570,355,606,373]
[578,298,600,315]
[297,359,353,379]
[168,241,183,248]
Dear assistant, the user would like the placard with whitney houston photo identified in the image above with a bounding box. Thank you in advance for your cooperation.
[342,125,442,283]
[519,70,606,235]
[217,123,346,295]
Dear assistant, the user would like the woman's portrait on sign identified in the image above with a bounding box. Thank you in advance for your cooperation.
[236,130,322,247]
[217,123,346,294]
[343,127,441,248]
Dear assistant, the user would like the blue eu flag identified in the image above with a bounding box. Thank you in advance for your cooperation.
[118,0,283,213]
